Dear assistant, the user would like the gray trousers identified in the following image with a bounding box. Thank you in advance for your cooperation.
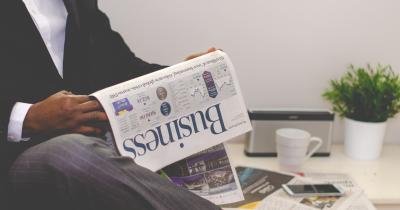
[7,134,220,210]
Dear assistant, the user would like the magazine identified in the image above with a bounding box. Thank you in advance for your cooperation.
[91,51,252,204]
[222,167,295,209]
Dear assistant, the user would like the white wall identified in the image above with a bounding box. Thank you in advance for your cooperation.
[99,0,400,143]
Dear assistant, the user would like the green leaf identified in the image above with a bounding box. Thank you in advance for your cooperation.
[322,64,400,122]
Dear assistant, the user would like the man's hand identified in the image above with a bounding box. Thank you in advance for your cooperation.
[185,48,217,61]
[23,91,108,138]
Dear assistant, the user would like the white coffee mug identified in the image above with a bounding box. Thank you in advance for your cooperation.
[275,128,322,172]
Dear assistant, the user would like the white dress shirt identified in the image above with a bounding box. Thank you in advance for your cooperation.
[7,0,68,142]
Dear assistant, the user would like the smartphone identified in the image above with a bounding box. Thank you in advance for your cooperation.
[282,184,345,197]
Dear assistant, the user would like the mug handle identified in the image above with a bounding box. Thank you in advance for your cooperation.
[304,137,323,162]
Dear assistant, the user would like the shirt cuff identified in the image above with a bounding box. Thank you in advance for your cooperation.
[7,102,32,142]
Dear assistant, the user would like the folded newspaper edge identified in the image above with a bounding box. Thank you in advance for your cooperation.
[91,50,252,171]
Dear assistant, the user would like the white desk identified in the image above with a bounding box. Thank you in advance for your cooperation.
[225,143,400,210]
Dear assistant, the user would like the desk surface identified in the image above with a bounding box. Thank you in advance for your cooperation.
[225,143,400,205]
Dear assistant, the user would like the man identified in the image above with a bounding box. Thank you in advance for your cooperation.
[0,0,219,209]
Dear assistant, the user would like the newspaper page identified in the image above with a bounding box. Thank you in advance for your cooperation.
[345,194,376,210]
[303,173,376,210]
[159,143,244,205]
[303,173,359,193]
[255,177,365,210]
[91,50,252,172]
[255,196,318,210]
[222,171,376,210]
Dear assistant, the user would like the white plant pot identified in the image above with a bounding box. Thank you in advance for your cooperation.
[344,118,387,160]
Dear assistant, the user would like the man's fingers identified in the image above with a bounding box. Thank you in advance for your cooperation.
[185,53,203,61]
[69,95,91,104]
[185,47,217,61]
[56,90,72,96]
[74,126,103,135]
[78,100,103,112]
[207,47,217,53]
[79,111,108,123]
[89,121,110,131]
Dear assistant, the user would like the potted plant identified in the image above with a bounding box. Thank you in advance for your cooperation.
[323,64,400,160]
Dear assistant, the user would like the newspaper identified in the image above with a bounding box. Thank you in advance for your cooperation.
[159,143,244,205]
[345,194,376,210]
[255,196,318,210]
[303,173,376,210]
[254,174,376,210]
[303,173,358,193]
[92,50,251,171]
[91,50,251,204]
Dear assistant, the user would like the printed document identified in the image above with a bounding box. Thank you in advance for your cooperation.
[91,51,251,204]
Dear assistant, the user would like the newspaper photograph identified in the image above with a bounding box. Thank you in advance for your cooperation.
[91,50,252,171]
[159,144,244,205]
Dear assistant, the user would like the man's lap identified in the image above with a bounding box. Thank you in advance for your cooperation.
[6,134,219,210]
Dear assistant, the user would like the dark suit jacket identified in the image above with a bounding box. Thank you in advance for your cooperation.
[0,0,165,201]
